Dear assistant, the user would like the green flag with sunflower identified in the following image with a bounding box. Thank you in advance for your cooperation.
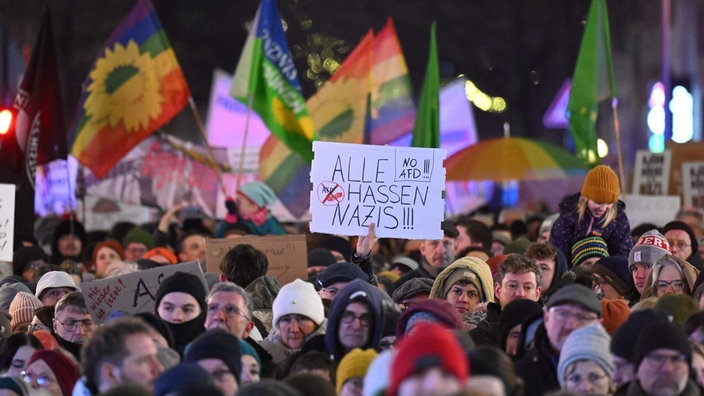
[69,0,190,178]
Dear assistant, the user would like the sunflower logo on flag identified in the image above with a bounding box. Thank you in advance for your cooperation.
[84,40,164,132]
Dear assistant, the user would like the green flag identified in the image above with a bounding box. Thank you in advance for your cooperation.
[567,0,616,166]
[411,22,440,148]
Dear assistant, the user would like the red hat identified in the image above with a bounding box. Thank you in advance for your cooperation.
[92,239,125,263]
[27,350,79,396]
[388,323,469,396]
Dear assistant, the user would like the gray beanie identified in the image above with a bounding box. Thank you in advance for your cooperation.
[557,323,614,388]
[628,229,671,270]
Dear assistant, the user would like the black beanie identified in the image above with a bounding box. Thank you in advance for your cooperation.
[12,246,49,276]
[633,321,692,369]
[611,309,669,361]
[154,272,207,312]
[184,330,242,384]
[663,221,699,254]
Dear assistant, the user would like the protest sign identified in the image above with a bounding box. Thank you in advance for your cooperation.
[81,261,206,323]
[623,194,680,228]
[682,161,704,208]
[631,150,671,195]
[0,184,15,262]
[206,234,307,286]
[309,141,446,239]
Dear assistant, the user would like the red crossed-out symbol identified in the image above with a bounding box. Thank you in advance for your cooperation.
[318,181,344,206]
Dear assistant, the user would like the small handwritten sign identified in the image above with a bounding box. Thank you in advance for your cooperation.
[0,184,15,262]
[309,141,446,239]
[81,261,206,323]
[205,234,307,286]
[631,150,671,195]
[682,161,704,208]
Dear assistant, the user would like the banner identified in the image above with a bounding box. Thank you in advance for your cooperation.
[205,234,307,286]
[623,194,680,228]
[0,184,16,262]
[81,261,206,323]
[631,150,671,195]
[310,141,446,239]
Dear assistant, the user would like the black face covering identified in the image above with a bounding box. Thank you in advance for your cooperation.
[165,311,206,356]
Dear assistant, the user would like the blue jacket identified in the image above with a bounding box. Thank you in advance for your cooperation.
[549,193,633,265]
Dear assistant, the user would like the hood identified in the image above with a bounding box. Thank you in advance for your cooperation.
[325,279,384,360]
[429,257,495,303]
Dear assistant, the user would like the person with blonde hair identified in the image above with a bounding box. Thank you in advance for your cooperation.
[640,254,699,300]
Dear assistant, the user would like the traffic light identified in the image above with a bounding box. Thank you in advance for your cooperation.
[0,108,13,136]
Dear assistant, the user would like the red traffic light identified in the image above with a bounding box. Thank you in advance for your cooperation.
[0,109,13,135]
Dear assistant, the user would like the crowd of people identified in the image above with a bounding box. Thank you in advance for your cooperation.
[1,172,704,396]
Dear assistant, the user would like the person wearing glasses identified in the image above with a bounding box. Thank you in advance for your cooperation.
[51,292,93,363]
[557,323,615,395]
[515,283,601,396]
[324,279,384,362]
[261,279,326,365]
[22,349,78,396]
[640,254,699,300]
[664,220,704,271]
[616,321,698,396]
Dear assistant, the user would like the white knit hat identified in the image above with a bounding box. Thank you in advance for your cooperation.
[557,323,614,388]
[272,279,324,326]
[363,349,393,396]
[35,271,79,301]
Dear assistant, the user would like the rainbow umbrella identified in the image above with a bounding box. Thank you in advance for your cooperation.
[445,137,587,182]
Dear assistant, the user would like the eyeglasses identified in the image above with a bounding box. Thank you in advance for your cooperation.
[548,308,598,326]
[644,352,688,367]
[319,287,340,299]
[207,304,250,320]
[565,373,608,386]
[667,240,691,250]
[655,279,686,291]
[57,319,94,332]
[21,371,55,388]
[340,311,372,327]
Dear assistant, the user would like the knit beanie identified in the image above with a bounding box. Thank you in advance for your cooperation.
[581,165,620,204]
[654,294,699,327]
[396,299,463,338]
[610,309,668,360]
[633,321,692,369]
[122,227,155,250]
[28,349,79,396]
[441,267,484,301]
[238,181,277,208]
[629,229,671,270]
[571,236,609,267]
[184,330,242,384]
[318,234,352,262]
[547,283,602,316]
[154,362,216,396]
[92,239,125,263]
[154,271,207,313]
[9,292,42,332]
[307,248,336,268]
[391,278,434,303]
[363,350,393,396]
[599,299,630,335]
[388,323,469,396]
[316,262,367,289]
[497,299,544,350]
[273,279,324,326]
[0,282,31,311]
[557,323,614,388]
[33,330,60,350]
[591,256,635,296]
[143,247,178,265]
[238,338,261,366]
[336,348,378,394]
[12,246,48,276]
[35,271,79,301]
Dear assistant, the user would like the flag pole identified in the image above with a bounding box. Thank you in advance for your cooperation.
[612,99,626,193]
[236,92,256,191]
[187,97,226,195]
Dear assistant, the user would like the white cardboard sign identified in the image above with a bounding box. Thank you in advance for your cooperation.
[682,161,704,208]
[309,141,446,239]
[631,150,671,195]
[0,184,15,262]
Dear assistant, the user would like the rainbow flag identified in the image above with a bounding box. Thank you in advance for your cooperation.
[69,0,190,179]
[260,19,415,218]
[231,0,315,161]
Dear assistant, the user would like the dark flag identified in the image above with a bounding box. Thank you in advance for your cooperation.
[0,9,68,238]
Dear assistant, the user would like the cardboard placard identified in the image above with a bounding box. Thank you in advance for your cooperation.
[0,184,15,262]
[682,161,704,208]
[81,261,206,323]
[205,234,307,286]
[631,150,671,195]
[309,141,446,239]
[622,194,680,228]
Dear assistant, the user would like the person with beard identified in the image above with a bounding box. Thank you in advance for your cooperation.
[154,272,207,356]
[51,292,94,362]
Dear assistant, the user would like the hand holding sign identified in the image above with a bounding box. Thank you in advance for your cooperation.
[356,223,378,257]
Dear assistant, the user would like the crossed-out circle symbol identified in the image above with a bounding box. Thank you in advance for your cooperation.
[317,181,345,206]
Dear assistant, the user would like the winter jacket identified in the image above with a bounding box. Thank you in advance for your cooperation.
[261,318,328,364]
[514,323,560,396]
[549,193,633,265]
[468,302,502,346]
[614,378,702,396]
[429,257,495,303]
[245,275,280,336]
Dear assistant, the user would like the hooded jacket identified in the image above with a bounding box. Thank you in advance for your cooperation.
[549,193,633,264]
[429,257,495,303]
[324,279,384,361]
